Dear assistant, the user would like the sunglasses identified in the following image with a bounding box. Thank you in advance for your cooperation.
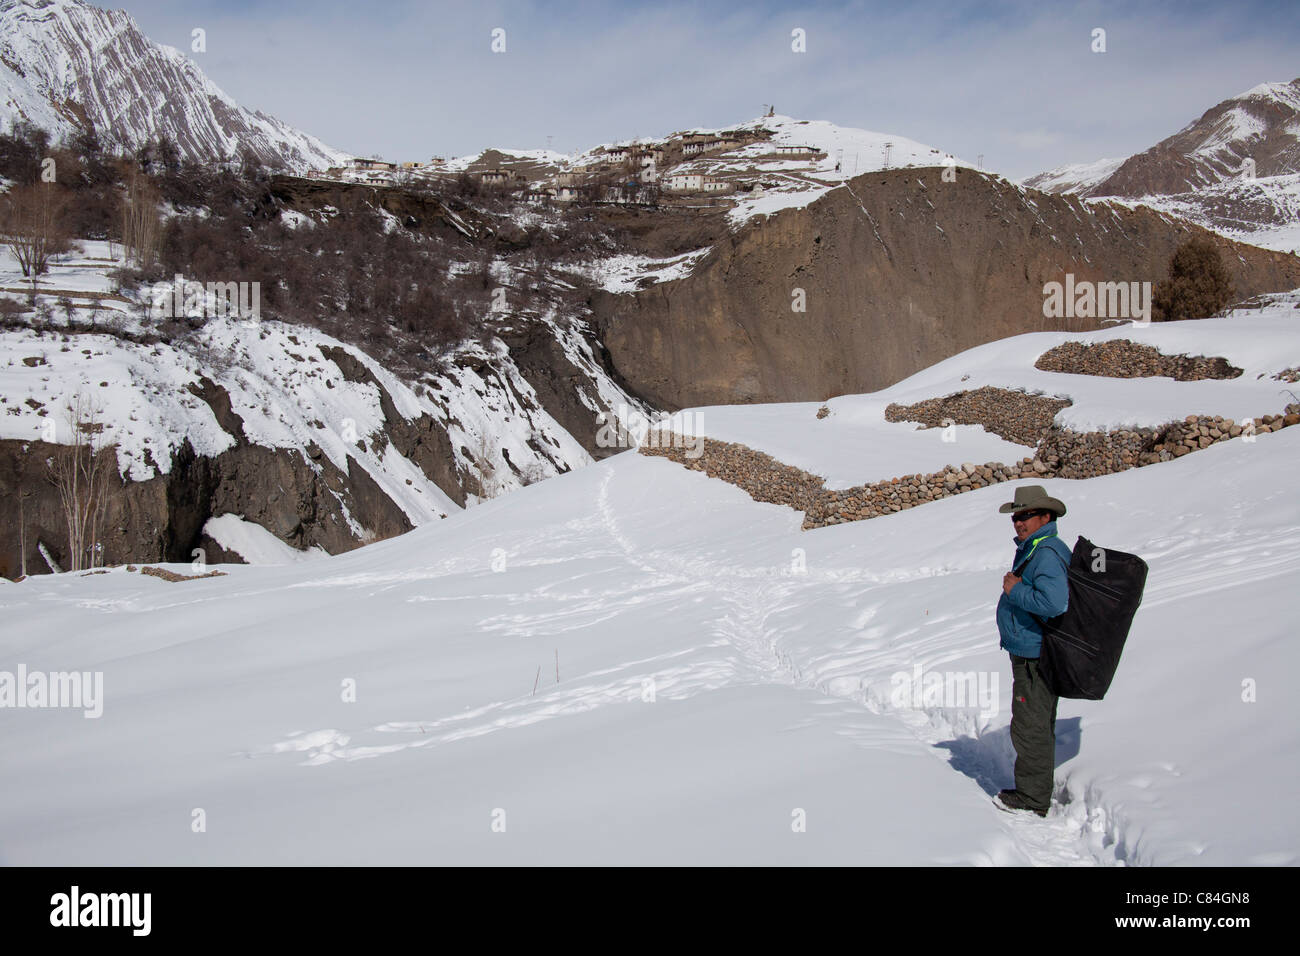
[1011,509,1048,522]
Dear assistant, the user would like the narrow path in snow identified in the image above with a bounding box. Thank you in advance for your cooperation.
[594,465,1122,866]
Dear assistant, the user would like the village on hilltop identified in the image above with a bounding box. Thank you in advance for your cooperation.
[302,111,836,208]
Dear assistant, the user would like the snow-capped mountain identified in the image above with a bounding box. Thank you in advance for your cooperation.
[1020,156,1124,196]
[0,0,349,171]
[1095,79,1300,198]
[1024,78,1300,200]
[1020,79,1300,252]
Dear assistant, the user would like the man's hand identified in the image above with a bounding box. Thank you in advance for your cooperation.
[1002,572,1021,596]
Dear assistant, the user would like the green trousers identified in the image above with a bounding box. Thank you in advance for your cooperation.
[1009,653,1059,810]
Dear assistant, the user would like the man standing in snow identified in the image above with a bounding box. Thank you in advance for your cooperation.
[993,486,1072,818]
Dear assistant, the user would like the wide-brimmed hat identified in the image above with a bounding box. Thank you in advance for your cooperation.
[997,484,1066,518]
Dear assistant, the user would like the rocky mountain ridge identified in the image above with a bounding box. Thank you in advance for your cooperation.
[0,0,347,170]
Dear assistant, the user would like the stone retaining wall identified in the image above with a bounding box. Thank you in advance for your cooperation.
[884,387,1071,447]
[639,404,1300,530]
[641,433,827,514]
[1034,339,1242,380]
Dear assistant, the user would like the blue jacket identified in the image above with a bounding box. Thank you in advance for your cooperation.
[996,520,1072,658]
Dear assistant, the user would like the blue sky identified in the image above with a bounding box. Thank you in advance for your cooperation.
[121,0,1300,178]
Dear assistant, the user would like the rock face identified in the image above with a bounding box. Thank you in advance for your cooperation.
[0,370,427,577]
[0,316,642,576]
[591,168,1300,410]
[268,177,492,239]
[0,435,414,579]
[317,346,475,504]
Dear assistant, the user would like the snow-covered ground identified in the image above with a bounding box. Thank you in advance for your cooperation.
[3,300,1297,865]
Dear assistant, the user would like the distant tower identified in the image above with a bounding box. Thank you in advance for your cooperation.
[977,153,984,170]
[883,142,893,170]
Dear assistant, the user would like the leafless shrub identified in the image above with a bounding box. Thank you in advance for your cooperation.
[1,183,72,277]
[46,393,113,572]
[121,170,162,268]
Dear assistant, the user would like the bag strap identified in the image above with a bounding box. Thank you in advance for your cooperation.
[1014,532,1058,577]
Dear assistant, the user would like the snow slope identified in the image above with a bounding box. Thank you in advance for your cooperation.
[1020,157,1125,196]
[202,514,327,565]
[2,301,1297,865]
[1100,174,1300,254]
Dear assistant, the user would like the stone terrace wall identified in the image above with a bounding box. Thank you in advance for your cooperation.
[639,404,1300,530]
[884,387,1072,447]
[1034,340,1242,380]
[640,433,827,513]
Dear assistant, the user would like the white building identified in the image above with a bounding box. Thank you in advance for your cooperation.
[666,172,705,192]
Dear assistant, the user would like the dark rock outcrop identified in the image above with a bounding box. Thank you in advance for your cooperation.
[318,345,473,505]
[0,435,416,579]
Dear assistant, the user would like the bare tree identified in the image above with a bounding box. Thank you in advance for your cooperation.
[1,183,70,277]
[121,169,161,268]
[47,394,113,572]
[18,493,29,579]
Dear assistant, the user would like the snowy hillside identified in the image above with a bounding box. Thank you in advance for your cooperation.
[2,299,1297,864]
[0,241,642,564]
[1101,173,1300,255]
[0,0,349,171]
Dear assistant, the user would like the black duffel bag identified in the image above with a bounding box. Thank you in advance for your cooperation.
[1035,536,1148,699]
